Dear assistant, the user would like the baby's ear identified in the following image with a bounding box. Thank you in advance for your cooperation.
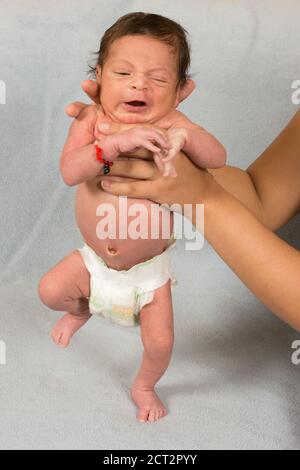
[177,79,196,104]
[96,65,102,85]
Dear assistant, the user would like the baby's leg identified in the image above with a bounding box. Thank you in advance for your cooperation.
[38,250,91,347]
[131,280,174,423]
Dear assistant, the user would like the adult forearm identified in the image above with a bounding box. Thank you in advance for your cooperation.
[209,166,265,226]
[197,179,300,331]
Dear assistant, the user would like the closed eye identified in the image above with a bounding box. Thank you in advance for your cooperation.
[114,72,130,76]
[152,78,167,83]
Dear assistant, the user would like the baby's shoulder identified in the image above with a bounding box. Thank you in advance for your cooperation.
[67,105,99,139]
[168,110,194,128]
[156,110,190,129]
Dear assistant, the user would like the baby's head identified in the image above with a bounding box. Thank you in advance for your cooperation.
[89,12,194,124]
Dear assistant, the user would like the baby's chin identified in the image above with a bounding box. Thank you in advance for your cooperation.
[110,106,161,125]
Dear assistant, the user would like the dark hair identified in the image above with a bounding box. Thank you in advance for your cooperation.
[88,12,191,89]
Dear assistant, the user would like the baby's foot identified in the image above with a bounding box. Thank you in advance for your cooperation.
[51,312,91,348]
[131,385,168,423]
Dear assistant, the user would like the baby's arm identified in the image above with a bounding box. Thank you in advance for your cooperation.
[163,111,226,169]
[60,105,104,186]
[61,105,171,186]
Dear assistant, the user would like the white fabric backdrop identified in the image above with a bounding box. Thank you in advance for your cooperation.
[0,0,299,449]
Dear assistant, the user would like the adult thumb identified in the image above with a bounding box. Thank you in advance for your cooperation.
[64,101,87,118]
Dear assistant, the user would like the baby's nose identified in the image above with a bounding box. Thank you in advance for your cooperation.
[130,74,148,90]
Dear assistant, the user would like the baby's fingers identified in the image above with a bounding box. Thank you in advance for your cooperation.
[143,130,170,151]
[163,162,177,178]
[153,152,165,173]
[144,141,163,153]
[161,154,174,163]
[161,148,178,162]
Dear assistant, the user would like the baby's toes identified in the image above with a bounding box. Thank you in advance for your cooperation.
[137,408,150,423]
[154,408,167,422]
[148,409,157,423]
[51,329,61,345]
[51,329,68,347]
[58,332,70,348]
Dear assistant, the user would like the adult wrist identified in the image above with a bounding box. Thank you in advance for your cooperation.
[192,171,225,229]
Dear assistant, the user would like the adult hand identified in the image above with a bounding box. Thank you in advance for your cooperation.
[64,79,100,118]
[99,144,213,210]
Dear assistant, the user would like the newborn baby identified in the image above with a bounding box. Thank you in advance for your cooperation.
[38,12,226,423]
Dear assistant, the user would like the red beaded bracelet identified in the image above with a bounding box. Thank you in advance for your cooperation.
[95,142,113,175]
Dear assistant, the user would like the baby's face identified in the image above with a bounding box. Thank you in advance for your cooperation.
[96,35,182,124]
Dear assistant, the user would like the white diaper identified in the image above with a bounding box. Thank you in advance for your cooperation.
[78,238,177,327]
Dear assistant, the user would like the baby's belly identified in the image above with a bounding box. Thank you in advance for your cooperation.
[75,176,174,271]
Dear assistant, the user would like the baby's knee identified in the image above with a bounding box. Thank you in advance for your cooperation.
[38,272,64,308]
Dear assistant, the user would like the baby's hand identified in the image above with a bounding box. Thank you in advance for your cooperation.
[97,124,171,161]
[153,127,188,177]
[160,128,188,162]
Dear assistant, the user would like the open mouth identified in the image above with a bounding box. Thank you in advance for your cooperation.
[125,100,146,107]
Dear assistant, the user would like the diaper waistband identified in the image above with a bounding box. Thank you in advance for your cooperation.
[78,238,176,292]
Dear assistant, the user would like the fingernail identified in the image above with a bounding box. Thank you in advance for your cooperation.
[98,122,110,130]
[101,180,111,188]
